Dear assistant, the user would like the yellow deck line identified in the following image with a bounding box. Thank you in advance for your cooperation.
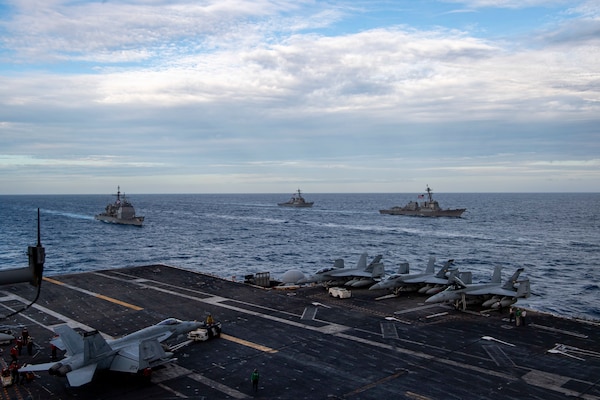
[43,277,65,285]
[220,333,278,354]
[43,277,143,311]
[94,294,143,311]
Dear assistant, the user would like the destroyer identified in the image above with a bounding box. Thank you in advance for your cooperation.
[380,185,465,217]
[278,189,314,207]
[95,186,144,226]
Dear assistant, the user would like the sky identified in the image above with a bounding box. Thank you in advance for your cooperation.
[0,0,598,194]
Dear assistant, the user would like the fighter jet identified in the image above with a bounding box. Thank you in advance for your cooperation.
[19,318,202,387]
[297,258,346,285]
[327,253,385,288]
[369,257,456,294]
[425,266,530,310]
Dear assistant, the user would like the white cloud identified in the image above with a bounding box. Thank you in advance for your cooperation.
[0,0,598,193]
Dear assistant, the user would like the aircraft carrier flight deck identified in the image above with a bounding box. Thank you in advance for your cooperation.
[0,264,598,399]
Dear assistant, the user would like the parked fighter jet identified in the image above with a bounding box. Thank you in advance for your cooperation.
[370,256,434,292]
[297,258,346,285]
[328,253,385,288]
[369,257,456,294]
[19,318,202,387]
[425,266,530,310]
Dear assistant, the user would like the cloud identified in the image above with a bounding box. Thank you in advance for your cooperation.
[0,0,598,193]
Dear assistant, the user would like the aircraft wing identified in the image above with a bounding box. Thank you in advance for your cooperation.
[140,338,170,367]
[328,270,354,277]
[485,287,518,297]
[402,274,429,284]
[465,287,515,296]
[66,363,97,387]
[422,276,449,284]
[110,343,140,373]
[330,271,371,278]
[110,338,169,373]
[19,361,59,372]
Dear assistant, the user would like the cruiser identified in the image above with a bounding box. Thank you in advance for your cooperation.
[380,185,465,217]
[278,189,314,207]
[95,186,144,226]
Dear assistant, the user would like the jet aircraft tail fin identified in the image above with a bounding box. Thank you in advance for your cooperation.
[366,255,383,272]
[356,253,367,270]
[502,268,524,290]
[459,271,472,284]
[370,262,385,278]
[447,270,468,289]
[435,259,454,278]
[53,325,85,356]
[397,262,409,274]
[515,278,530,298]
[82,330,112,363]
[424,256,436,274]
[491,265,503,284]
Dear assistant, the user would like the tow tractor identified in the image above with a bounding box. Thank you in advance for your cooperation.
[187,321,222,342]
[328,287,351,299]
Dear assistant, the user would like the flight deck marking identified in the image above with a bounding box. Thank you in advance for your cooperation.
[482,336,515,347]
[385,316,411,325]
[1,292,115,339]
[482,344,515,367]
[87,271,597,400]
[43,277,144,311]
[381,322,399,339]
[301,306,318,320]
[393,303,441,315]
[94,271,307,319]
[186,371,250,399]
[425,311,448,319]
[520,370,599,400]
[343,369,407,396]
[220,333,278,353]
[153,363,250,399]
[156,384,187,398]
[530,323,589,338]
[405,391,433,400]
[548,344,600,361]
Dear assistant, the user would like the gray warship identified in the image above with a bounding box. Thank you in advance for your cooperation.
[380,185,466,217]
[95,186,144,226]
[278,189,314,207]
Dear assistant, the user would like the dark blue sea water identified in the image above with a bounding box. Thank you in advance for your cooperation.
[1,193,599,321]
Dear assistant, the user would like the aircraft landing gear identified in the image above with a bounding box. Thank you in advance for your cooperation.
[454,293,467,311]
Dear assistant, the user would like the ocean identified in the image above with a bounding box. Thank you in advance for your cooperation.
[1,192,599,321]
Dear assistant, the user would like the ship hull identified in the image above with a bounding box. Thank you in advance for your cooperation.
[379,208,465,217]
[95,215,144,226]
[277,203,314,207]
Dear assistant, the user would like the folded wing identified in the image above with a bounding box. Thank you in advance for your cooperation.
[110,338,171,373]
